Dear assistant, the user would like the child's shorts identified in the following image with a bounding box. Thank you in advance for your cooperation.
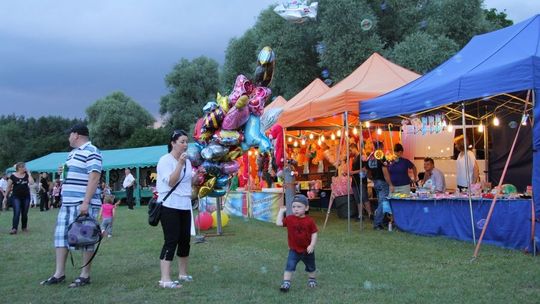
[285,249,316,272]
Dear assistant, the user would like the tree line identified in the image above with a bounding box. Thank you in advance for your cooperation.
[1,0,511,171]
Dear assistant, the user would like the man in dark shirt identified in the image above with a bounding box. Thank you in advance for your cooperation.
[350,144,371,221]
[365,141,389,230]
[39,172,50,211]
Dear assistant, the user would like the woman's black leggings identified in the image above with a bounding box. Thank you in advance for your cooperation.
[160,206,191,261]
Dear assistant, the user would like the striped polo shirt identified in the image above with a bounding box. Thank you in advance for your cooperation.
[61,141,102,206]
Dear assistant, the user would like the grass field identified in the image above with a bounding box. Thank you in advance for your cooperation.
[1,206,539,304]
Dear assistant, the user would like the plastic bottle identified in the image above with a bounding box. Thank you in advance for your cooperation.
[388,222,393,232]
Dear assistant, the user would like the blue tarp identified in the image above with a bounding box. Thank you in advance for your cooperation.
[360,14,540,219]
[390,198,534,251]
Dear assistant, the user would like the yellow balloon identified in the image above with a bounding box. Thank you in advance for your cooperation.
[234,95,248,109]
[198,186,211,198]
[217,92,229,114]
[211,211,229,228]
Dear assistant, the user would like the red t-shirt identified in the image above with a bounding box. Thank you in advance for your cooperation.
[283,215,318,253]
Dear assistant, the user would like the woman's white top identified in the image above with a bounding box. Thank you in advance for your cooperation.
[156,153,193,210]
[456,150,476,187]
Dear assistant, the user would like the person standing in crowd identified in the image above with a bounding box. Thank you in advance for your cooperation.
[0,174,8,210]
[276,194,318,292]
[156,129,203,289]
[420,157,446,193]
[365,141,390,230]
[40,124,102,288]
[3,162,34,234]
[29,176,39,208]
[39,172,50,211]
[383,143,418,194]
[52,179,62,208]
[349,143,372,222]
[454,135,480,192]
[122,168,135,210]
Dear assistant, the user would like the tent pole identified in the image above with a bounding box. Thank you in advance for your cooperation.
[462,103,477,245]
[484,116,489,183]
[345,111,351,233]
[359,119,364,231]
[473,90,530,258]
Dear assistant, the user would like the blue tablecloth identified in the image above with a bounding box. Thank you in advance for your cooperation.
[389,198,535,251]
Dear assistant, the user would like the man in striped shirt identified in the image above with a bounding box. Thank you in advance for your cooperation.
[40,124,102,288]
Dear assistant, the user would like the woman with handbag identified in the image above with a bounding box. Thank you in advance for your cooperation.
[156,130,204,289]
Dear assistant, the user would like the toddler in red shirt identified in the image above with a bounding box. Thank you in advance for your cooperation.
[276,194,318,292]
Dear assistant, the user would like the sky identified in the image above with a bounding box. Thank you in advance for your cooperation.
[0,0,539,120]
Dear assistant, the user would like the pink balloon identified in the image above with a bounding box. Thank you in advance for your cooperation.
[221,161,240,175]
[248,87,271,116]
[229,75,254,105]
[222,106,250,130]
[195,212,213,230]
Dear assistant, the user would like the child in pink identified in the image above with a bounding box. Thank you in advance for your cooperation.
[99,195,116,238]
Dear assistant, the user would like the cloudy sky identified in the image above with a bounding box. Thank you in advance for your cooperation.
[1,0,538,119]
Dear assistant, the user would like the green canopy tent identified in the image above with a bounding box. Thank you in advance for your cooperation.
[7,145,169,206]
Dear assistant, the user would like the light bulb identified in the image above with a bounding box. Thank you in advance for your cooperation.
[293,141,298,147]
[493,116,499,126]
[309,133,314,140]
[521,114,528,126]
[317,139,322,146]
[427,146,431,150]
[288,137,293,143]
[248,150,252,156]
[478,123,484,133]
[321,135,325,142]
[447,123,453,132]
[301,139,306,146]
[376,128,382,135]
[353,127,358,135]
[337,130,342,137]
[365,121,370,128]
[331,133,336,140]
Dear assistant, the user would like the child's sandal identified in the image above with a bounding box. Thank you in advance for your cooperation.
[158,280,182,289]
[308,278,317,288]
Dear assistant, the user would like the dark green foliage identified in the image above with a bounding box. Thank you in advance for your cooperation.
[122,127,169,148]
[220,0,513,96]
[160,56,219,133]
[0,115,83,172]
[86,91,155,149]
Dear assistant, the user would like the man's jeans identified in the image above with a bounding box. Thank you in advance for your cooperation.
[373,179,389,227]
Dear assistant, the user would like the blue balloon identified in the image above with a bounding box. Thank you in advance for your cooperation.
[187,143,203,167]
[208,189,227,197]
[241,115,272,153]
[216,175,229,188]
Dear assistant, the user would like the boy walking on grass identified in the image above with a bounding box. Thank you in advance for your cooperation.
[276,194,318,292]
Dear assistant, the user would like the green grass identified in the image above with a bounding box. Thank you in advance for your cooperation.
[1,206,539,304]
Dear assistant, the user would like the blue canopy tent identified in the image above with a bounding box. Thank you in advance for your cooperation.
[360,14,540,217]
[359,15,540,252]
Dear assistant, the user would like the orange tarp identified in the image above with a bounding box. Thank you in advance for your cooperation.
[279,53,421,127]
[277,78,330,127]
[264,95,287,110]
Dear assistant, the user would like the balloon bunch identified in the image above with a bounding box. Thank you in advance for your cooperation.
[189,47,275,198]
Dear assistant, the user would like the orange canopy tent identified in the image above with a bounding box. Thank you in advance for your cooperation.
[265,95,287,111]
[277,78,330,128]
[278,53,421,128]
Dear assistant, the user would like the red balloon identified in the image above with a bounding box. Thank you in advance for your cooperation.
[195,212,213,230]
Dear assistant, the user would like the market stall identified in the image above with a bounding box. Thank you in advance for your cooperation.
[360,15,540,253]
[277,53,420,229]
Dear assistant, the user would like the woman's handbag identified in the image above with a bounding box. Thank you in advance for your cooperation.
[148,165,186,226]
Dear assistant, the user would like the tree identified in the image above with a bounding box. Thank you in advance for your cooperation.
[122,127,169,148]
[387,32,459,74]
[0,115,83,171]
[483,8,513,28]
[160,56,219,133]
[221,29,258,93]
[86,91,155,149]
